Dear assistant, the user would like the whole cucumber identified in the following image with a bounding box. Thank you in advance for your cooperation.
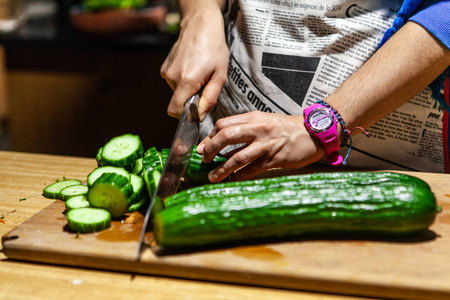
[154,172,439,248]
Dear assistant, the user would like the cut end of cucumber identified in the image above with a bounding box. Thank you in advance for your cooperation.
[67,207,111,233]
[60,184,89,201]
[87,173,133,219]
[66,195,90,211]
[43,179,82,199]
[101,134,143,168]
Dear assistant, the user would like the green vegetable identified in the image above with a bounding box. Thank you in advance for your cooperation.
[129,157,144,175]
[87,173,134,219]
[164,171,429,208]
[43,179,82,199]
[142,146,227,198]
[87,166,130,187]
[154,172,439,248]
[127,192,149,213]
[83,0,147,11]
[100,133,143,168]
[128,173,144,204]
[67,207,111,233]
[65,195,91,211]
[59,184,89,201]
[142,146,163,198]
[96,147,106,167]
[185,148,227,186]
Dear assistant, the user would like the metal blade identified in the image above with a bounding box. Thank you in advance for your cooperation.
[136,94,200,260]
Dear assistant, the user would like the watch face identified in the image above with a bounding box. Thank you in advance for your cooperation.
[307,107,334,132]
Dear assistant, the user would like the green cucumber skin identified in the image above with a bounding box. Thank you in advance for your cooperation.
[96,147,106,167]
[127,192,149,213]
[154,172,438,248]
[67,207,111,233]
[164,172,431,208]
[142,146,227,195]
[142,147,163,198]
[186,150,227,186]
[43,179,82,199]
[59,184,89,201]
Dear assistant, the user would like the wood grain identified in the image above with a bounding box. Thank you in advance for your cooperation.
[2,150,450,300]
[2,150,370,300]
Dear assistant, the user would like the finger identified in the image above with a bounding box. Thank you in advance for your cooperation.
[202,124,255,163]
[208,144,264,182]
[208,114,252,138]
[196,137,209,154]
[168,82,202,119]
[198,73,227,122]
[232,155,271,181]
[160,46,179,91]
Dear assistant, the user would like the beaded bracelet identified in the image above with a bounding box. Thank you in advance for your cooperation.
[316,100,370,165]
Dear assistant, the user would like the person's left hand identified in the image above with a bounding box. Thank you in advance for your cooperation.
[196,111,326,182]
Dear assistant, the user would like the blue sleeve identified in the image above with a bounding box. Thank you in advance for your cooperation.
[409,0,450,50]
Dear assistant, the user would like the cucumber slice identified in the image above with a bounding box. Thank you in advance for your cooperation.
[129,174,144,204]
[66,195,90,210]
[87,173,133,219]
[96,147,106,167]
[100,134,143,167]
[67,207,111,233]
[87,166,130,187]
[43,179,82,199]
[60,184,89,201]
[127,192,149,213]
[130,157,143,175]
[143,169,161,199]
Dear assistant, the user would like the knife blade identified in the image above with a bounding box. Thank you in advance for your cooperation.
[136,93,201,260]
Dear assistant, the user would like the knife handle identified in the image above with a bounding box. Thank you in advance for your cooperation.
[185,94,201,123]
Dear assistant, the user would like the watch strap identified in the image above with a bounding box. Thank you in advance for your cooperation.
[304,103,343,166]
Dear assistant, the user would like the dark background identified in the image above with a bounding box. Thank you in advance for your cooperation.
[0,0,179,158]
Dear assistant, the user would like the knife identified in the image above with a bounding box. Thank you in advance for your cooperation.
[136,93,201,260]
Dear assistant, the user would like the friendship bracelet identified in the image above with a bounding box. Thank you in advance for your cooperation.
[316,100,370,165]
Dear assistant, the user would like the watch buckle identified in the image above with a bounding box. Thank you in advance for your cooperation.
[327,151,344,166]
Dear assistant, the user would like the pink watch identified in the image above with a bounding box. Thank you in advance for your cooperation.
[303,103,343,166]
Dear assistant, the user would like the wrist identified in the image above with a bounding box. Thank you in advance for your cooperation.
[179,4,225,38]
[305,100,370,166]
[178,0,225,23]
[303,103,343,166]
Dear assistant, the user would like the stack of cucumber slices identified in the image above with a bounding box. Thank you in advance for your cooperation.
[43,133,227,235]
[43,133,147,233]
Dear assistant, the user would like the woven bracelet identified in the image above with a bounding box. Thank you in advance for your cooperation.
[316,100,370,165]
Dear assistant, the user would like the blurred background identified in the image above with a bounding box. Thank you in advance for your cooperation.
[0,0,180,158]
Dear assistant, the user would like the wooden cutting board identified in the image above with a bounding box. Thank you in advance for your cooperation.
[3,170,450,300]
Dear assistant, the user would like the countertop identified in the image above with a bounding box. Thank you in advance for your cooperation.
[0,150,373,300]
[1,150,449,299]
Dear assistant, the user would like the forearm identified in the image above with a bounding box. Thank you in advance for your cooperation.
[327,21,450,141]
[161,0,229,118]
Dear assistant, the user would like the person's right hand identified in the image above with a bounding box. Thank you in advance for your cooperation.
[160,3,229,121]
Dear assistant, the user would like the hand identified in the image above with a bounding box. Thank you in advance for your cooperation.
[160,5,229,120]
[197,111,326,182]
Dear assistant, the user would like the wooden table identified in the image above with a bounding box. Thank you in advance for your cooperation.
[1,150,449,300]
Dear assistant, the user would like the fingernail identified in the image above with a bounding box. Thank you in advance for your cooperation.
[209,172,218,182]
[197,143,205,153]
[200,112,207,122]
